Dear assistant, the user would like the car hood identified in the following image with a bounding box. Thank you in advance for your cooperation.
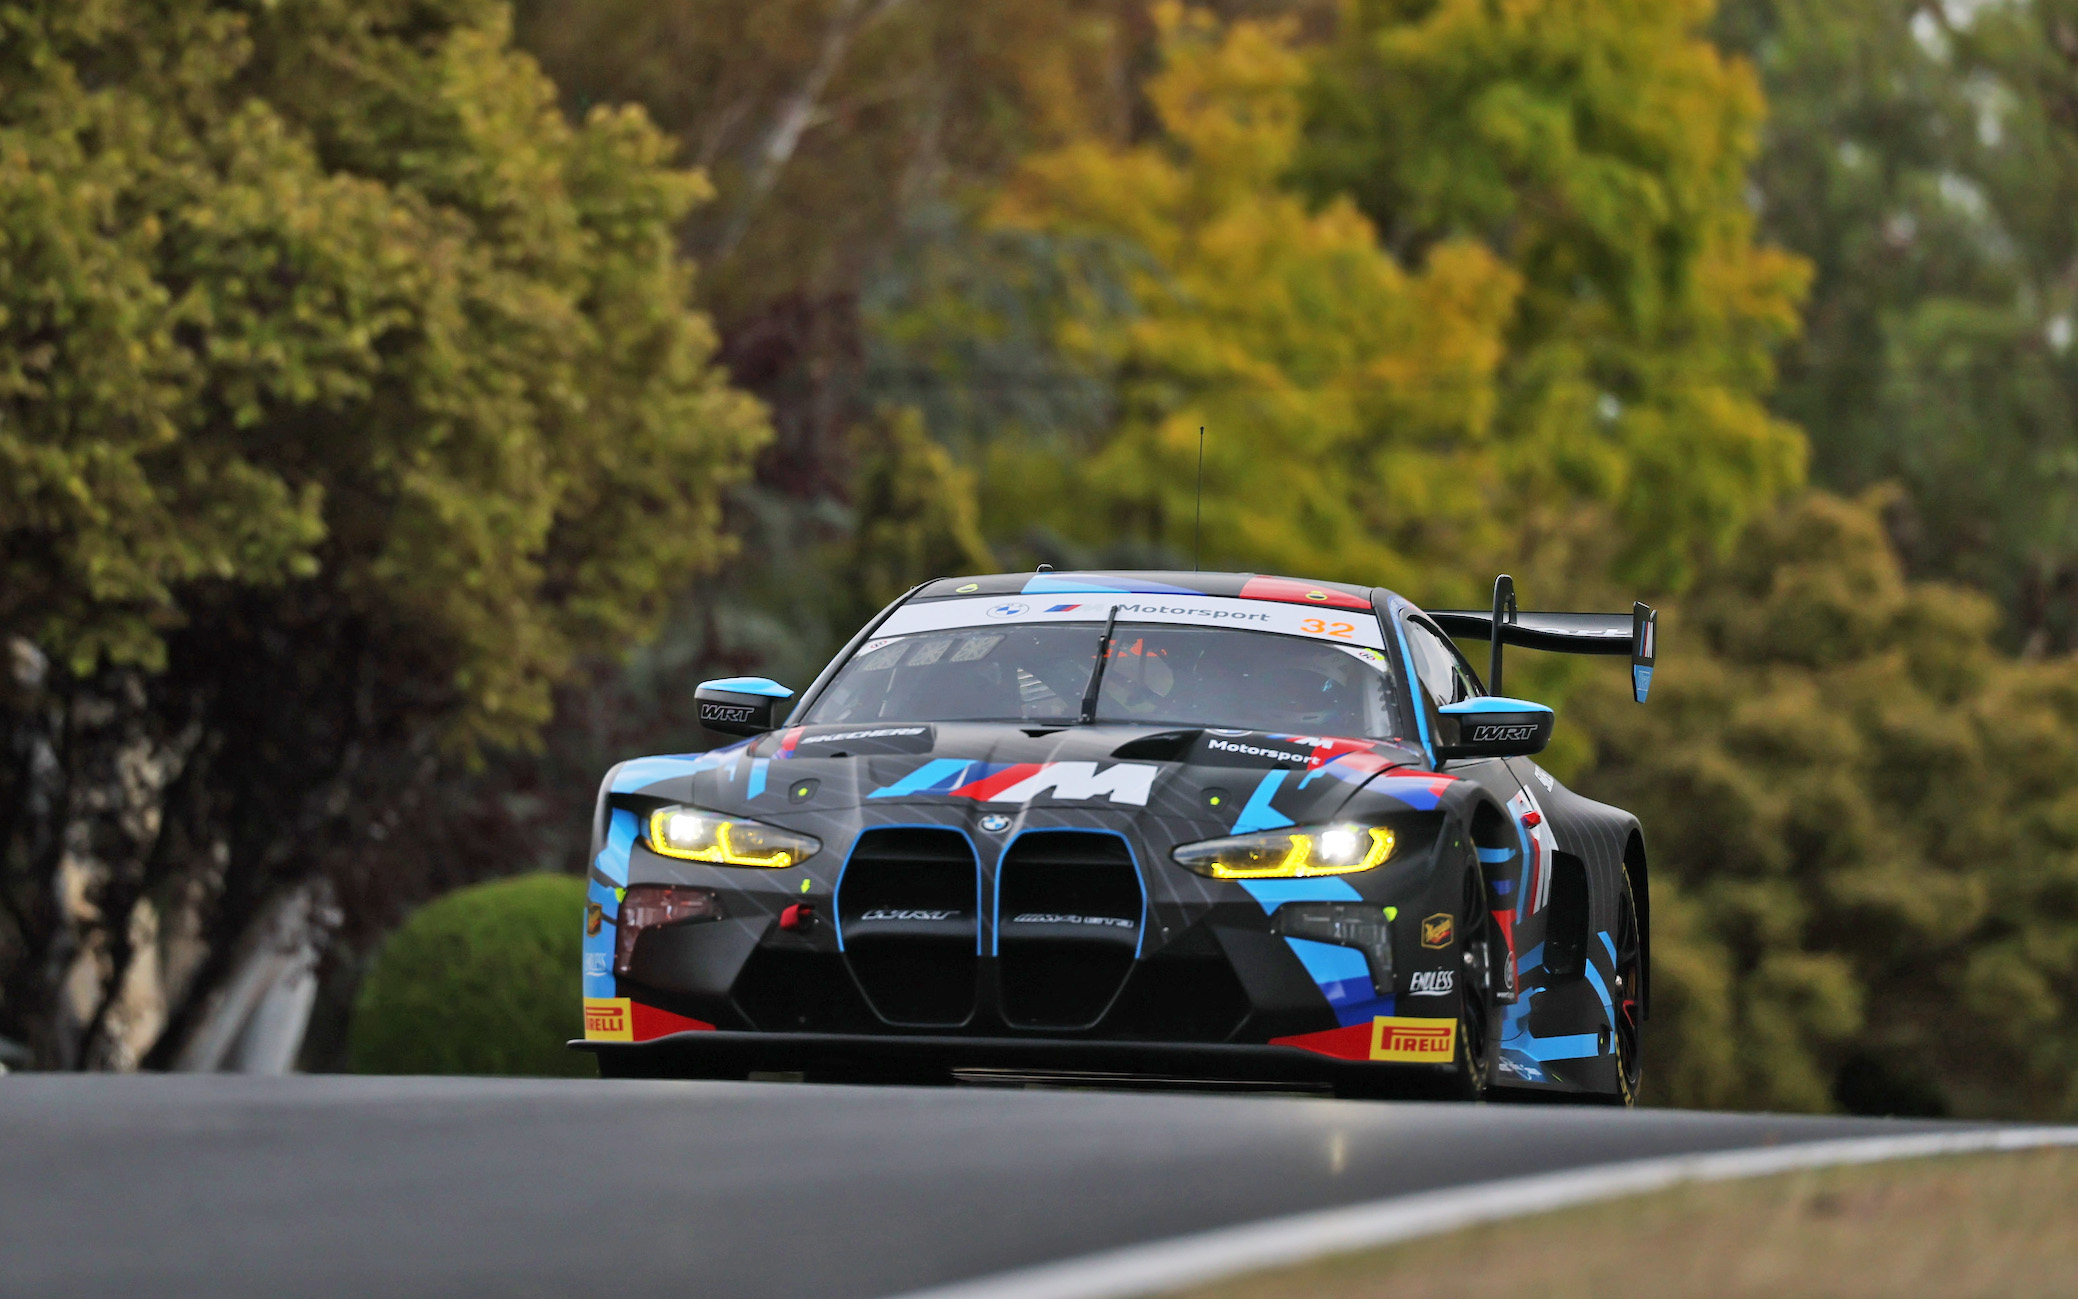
[607,722,1440,842]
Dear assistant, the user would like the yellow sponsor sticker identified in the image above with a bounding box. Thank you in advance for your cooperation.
[1420,912,1454,949]
[1369,1015,1456,1063]
[584,997,633,1042]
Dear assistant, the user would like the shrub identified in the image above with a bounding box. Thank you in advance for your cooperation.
[1570,492,2078,1118]
[349,875,592,1077]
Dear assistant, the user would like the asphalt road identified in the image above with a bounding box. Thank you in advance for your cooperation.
[0,1074,1984,1299]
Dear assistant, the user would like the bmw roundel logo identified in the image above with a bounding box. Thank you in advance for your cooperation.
[980,813,1012,834]
[986,602,1029,619]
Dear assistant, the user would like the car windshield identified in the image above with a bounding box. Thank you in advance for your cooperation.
[803,622,1405,737]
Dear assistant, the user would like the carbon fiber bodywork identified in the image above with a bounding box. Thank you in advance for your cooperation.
[576,571,1648,1100]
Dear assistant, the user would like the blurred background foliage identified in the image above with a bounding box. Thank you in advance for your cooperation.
[3,0,2077,1118]
[349,874,592,1077]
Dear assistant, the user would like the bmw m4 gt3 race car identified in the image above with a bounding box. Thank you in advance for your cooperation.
[577,570,1659,1102]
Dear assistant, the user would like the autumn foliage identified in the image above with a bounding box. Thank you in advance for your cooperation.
[3,0,2077,1117]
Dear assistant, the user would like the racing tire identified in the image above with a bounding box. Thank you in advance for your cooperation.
[1602,861,1644,1107]
[1332,866,1498,1103]
[1442,865,1498,1101]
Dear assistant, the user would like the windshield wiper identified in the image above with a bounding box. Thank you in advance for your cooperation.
[1077,608,1121,725]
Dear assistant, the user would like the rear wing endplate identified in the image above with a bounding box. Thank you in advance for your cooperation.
[1428,575,1657,703]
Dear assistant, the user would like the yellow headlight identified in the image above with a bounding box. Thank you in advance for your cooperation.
[646,807,820,868]
[1172,824,1394,879]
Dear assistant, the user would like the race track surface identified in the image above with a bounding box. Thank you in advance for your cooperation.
[0,1075,1980,1298]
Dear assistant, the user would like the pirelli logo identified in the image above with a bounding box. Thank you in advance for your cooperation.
[1369,1016,1456,1063]
[584,997,633,1042]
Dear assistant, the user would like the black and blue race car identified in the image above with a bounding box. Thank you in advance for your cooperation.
[577,570,1658,1102]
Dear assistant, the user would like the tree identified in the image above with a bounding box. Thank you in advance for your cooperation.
[0,0,766,1069]
[878,1,1808,606]
[836,406,996,628]
[504,0,1168,748]
[1721,0,2078,652]
[938,6,1526,592]
[1301,0,1810,594]
[515,0,1151,497]
[1567,491,2078,1118]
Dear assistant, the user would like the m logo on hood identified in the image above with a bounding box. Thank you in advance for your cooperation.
[870,760,1158,807]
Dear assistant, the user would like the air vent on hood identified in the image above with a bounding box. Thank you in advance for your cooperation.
[1109,730,1200,762]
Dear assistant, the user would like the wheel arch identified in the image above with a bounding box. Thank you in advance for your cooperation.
[1453,787,1523,922]
[1625,827,1650,1020]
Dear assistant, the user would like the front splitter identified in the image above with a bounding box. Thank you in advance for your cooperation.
[574,1029,1458,1089]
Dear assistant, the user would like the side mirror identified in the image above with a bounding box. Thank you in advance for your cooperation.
[695,677,794,737]
[1435,697,1554,760]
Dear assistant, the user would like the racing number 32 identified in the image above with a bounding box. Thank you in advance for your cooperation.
[1300,619,1356,639]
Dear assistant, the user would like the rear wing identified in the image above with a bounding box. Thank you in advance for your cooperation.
[1427,575,1657,703]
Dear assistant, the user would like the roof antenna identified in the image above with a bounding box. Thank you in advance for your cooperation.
[1193,426,1205,572]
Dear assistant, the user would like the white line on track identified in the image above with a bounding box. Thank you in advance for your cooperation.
[889,1125,2078,1299]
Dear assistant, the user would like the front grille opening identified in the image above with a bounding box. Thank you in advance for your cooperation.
[840,828,979,1027]
[997,831,1143,1030]
[1102,951,1252,1042]
[998,832,1143,926]
[845,943,976,1026]
[731,948,879,1034]
[999,946,1138,1030]
[839,828,977,919]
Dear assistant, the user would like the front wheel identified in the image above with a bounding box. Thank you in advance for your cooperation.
[1330,868,1498,1103]
[1607,861,1644,1106]
[1446,865,1498,1100]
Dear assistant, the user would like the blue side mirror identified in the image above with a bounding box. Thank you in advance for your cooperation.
[695,677,794,737]
[1436,696,1554,760]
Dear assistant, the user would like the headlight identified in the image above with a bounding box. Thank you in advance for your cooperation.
[1171,823,1395,879]
[646,806,820,868]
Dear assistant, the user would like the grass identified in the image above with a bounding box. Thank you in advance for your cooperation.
[1171,1148,2078,1299]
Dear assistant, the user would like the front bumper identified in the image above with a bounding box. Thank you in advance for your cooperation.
[584,816,1478,1077]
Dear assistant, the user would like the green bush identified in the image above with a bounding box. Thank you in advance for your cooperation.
[1570,492,2078,1118]
[349,875,593,1077]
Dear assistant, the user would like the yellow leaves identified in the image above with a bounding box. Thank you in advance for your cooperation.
[839,407,996,627]
[1302,0,1813,592]
[971,0,1812,600]
[1141,4,1306,201]
[982,7,1520,587]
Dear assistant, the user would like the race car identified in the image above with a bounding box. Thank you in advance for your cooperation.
[576,570,1657,1102]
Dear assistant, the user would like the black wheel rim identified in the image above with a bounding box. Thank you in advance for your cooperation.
[1458,869,1495,1091]
[1612,866,1643,1104]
